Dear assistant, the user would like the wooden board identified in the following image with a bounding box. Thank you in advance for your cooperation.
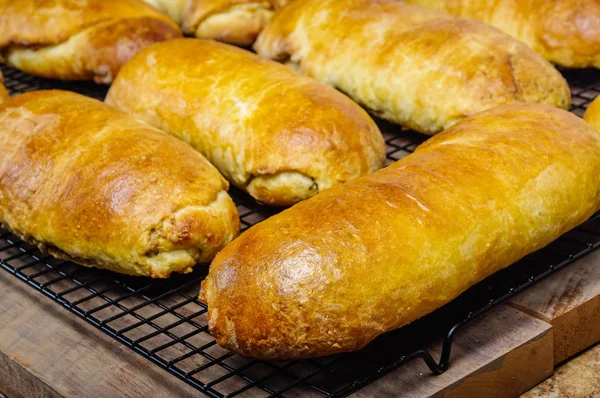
[508,250,600,364]
[1,251,599,397]
[0,271,198,398]
[521,343,600,397]
[355,305,553,398]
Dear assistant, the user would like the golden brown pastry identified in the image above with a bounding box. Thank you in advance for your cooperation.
[0,71,8,104]
[143,0,289,46]
[0,90,240,278]
[106,39,386,206]
[584,97,600,131]
[254,0,571,135]
[201,103,600,359]
[404,0,600,69]
[0,0,182,84]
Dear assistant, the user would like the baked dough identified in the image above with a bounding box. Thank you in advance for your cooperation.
[142,0,289,46]
[0,0,182,83]
[0,90,240,278]
[584,96,600,131]
[404,0,600,69]
[201,103,600,359]
[254,0,571,134]
[106,39,386,206]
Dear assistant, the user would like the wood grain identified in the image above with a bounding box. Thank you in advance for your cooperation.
[0,271,198,398]
[1,251,598,396]
[521,343,600,398]
[0,351,61,398]
[508,250,600,364]
[355,305,554,398]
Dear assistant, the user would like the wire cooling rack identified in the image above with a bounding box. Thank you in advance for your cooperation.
[1,65,600,397]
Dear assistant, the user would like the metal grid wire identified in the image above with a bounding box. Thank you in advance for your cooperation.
[1,65,600,397]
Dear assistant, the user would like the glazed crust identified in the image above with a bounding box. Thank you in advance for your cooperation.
[202,103,600,359]
[0,0,182,83]
[404,0,600,69]
[106,39,386,206]
[584,96,600,131]
[143,0,289,46]
[0,90,240,278]
[254,0,571,134]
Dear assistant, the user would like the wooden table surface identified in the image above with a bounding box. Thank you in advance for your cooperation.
[0,271,198,398]
[522,343,600,398]
[1,250,599,397]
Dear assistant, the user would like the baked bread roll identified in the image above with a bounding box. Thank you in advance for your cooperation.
[0,0,182,84]
[254,0,571,134]
[106,39,386,206]
[0,90,239,278]
[142,0,289,46]
[404,0,600,69]
[201,103,600,359]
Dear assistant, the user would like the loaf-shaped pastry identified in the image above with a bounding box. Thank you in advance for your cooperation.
[0,90,240,278]
[201,103,600,359]
[0,0,182,83]
[143,0,289,46]
[254,0,571,134]
[106,39,386,206]
[404,0,600,69]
